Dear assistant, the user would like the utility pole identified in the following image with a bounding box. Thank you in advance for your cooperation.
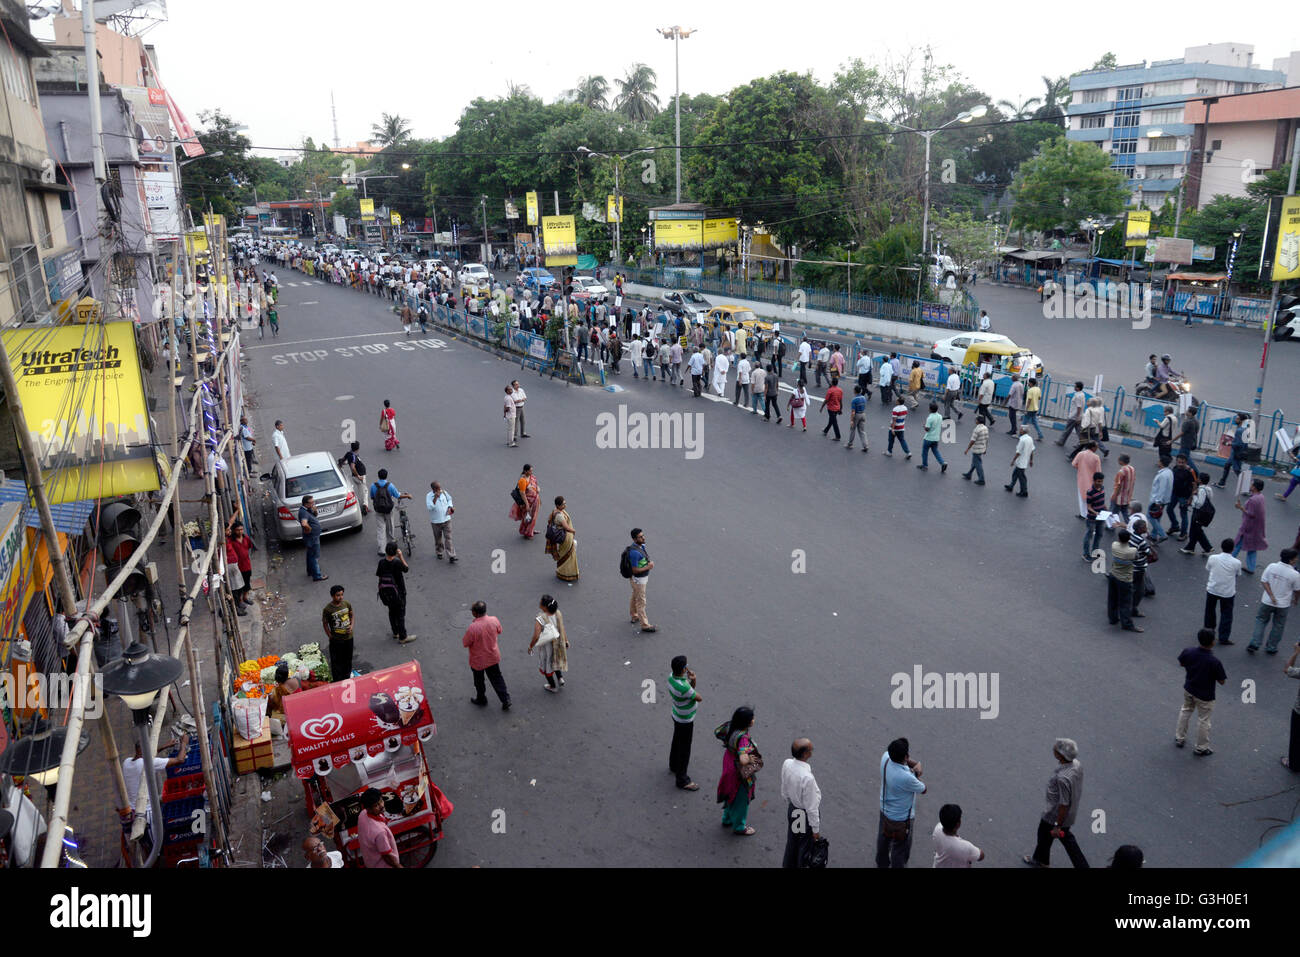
[81,0,106,184]
[481,195,489,262]
[1253,131,1300,432]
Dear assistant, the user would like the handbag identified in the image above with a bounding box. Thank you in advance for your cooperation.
[1148,503,1164,519]
[738,744,763,782]
[545,522,565,545]
[535,616,559,646]
[880,758,914,840]
[1146,542,1160,564]
[511,486,526,508]
[803,835,830,869]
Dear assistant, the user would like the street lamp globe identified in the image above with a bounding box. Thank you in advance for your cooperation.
[0,715,67,786]
[101,641,184,718]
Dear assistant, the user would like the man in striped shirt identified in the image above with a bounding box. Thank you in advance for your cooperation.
[668,656,702,791]
[1129,518,1152,622]
[885,400,912,459]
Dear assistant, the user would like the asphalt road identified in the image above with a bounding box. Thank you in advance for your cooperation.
[243,269,1300,868]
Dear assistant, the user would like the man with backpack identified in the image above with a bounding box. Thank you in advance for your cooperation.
[369,469,412,556]
[376,542,415,644]
[622,528,656,633]
[340,441,369,515]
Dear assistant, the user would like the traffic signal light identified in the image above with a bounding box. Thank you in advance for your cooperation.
[98,500,147,595]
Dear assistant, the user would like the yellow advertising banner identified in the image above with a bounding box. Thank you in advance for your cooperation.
[702,217,739,249]
[0,322,159,504]
[606,195,623,223]
[654,219,704,250]
[390,211,402,226]
[202,213,225,229]
[1125,210,1151,248]
[184,229,208,258]
[526,191,539,226]
[360,198,375,222]
[542,215,578,266]
[1269,195,1300,282]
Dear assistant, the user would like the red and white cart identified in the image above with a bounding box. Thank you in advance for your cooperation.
[285,661,450,867]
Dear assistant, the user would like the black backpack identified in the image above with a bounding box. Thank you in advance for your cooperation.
[372,481,395,514]
[1194,494,1215,527]
[618,546,634,579]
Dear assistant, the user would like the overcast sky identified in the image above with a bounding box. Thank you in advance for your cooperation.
[51,0,1300,154]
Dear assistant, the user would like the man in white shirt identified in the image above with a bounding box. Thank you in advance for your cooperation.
[943,370,964,422]
[628,336,645,378]
[878,359,895,405]
[1204,539,1243,644]
[976,373,995,421]
[426,480,456,563]
[1249,548,1300,654]
[780,738,822,868]
[712,349,730,396]
[855,351,873,397]
[797,338,812,384]
[933,803,983,868]
[734,355,752,407]
[510,381,529,438]
[272,420,291,461]
[123,734,190,826]
[688,348,705,398]
[815,344,831,388]
[1006,425,1035,497]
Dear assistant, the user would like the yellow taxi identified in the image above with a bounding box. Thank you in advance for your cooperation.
[960,340,1044,379]
[704,304,773,334]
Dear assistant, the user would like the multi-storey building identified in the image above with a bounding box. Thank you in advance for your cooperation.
[1067,43,1294,210]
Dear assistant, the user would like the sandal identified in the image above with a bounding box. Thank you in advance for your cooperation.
[735,825,756,836]
[679,782,700,791]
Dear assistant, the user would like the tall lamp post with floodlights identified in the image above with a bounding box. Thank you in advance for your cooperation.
[578,145,654,264]
[657,25,695,205]
[866,105,990,259]
[101,641,185,868]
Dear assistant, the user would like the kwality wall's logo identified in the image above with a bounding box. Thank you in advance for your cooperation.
[19,345,122,377]
[298,713,345,741]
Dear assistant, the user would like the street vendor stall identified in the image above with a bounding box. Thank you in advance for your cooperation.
[284,661,449,867]
[1162,272,1227,319]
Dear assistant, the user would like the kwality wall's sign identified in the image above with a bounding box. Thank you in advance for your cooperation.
[0,323,159,504]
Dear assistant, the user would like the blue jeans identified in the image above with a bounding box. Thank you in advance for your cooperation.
[751,389,763,413]
[1148,512,1169,542]
[964,452,985,482]
[643,357,654,378]
[1170,496,1190,535]
[1250,605,1289,653]
[921,439,945,467]
[305,538,323,579]
[1232,539,1257,572]
[1083,518,1103,558]
[888,431,910,455]
[1024,411,1044,439]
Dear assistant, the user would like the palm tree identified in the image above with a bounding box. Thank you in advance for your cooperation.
[614,64,661,122]
[564,75,609,110]
[996,96,1042,120]
[506,80,534,99]
[370,113,412,149]
[1034,76,1070,125]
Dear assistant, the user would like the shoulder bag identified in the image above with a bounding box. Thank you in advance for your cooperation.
[879,758,912,841]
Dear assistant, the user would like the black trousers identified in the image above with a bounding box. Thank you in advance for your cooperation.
[875,813,912,868]
[823,410,841,439]
[858,372,871,395]
[1031,818,1089,867]
[764,395,779,420]
[472,664,511,705]
[691,374,702,397]
[1132,569,1146,614]
[669,721,694,788]
[385,595,407,640]
[1187,519,1213,554]
[783,802,814,869]
[1204,593,1234,642]
[329,636,353,682]
[1107,576,1134,628]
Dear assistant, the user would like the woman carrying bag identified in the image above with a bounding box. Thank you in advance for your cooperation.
[527,595,569,693]
[715,706,761,836]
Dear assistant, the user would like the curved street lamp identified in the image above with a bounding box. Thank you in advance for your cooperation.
[101,641,185,868]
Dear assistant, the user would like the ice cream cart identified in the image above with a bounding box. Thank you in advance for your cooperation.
[285,661,449,867]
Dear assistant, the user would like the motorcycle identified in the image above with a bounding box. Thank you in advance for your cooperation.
[1135,373,1191,400]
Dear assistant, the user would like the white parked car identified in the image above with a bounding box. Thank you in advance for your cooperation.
[457,263,491,285]
[930,333,1044,378]
[570,276,608,302]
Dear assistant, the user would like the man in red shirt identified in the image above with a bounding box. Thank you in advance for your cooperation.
[357,788,401,868]
[463,600,512,710]
[822,378,843,441]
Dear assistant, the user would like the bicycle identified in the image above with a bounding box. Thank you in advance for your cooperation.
[398,505,415,556]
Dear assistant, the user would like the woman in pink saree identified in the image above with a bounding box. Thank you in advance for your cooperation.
[509,464,540,539]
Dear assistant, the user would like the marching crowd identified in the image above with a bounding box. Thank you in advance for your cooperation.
[246,236,1300,868]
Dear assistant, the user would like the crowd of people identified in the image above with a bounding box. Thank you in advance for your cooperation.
[250,236,1300,868]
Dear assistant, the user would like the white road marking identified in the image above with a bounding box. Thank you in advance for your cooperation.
[246,330,402,350]
[335,395,355,400]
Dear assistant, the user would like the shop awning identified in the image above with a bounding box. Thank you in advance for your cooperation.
[0,483,95,535]
[284,661,435,778]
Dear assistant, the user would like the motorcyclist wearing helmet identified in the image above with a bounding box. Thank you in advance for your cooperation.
[1155,355,1182,401]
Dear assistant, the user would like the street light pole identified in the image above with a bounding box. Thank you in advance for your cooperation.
[921,131,934,257]
[658,26,695,204]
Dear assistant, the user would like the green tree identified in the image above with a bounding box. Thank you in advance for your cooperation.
[184,110,255,219]
[614,64,660,122]
[1032,76,1070,126]
[370,113,412,148]
[1180,165,1292,287]
[1011,138,1127,233]
[932,209,994,288]
[563,75,610,110]
[996,96,1042,120]
[330,186,359,220]
[1086,53,1118,72]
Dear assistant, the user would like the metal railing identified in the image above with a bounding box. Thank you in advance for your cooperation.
[617,265,980,330]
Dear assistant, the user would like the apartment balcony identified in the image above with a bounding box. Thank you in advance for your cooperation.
[1067,101,1113,116]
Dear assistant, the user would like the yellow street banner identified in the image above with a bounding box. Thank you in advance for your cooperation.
[0,322,159,504]
[1125,210,1151,248]
[606,195,623,223]
[360,198,375,222]
[390,211,402,226]
[654,220,703,250]
[184,229,208,257]
[702,217,739,249]
[526,191,539,226]
[1268,195,1300,282]
[202,213,225,229]
[542,214,577,266]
